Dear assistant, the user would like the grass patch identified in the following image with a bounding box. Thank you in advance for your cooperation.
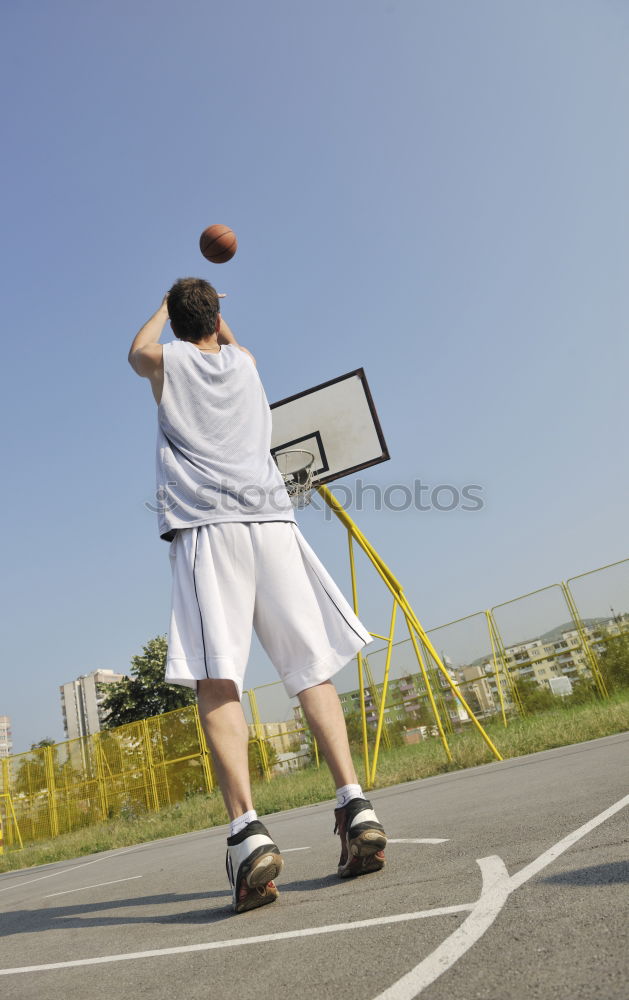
[1,692,627,874]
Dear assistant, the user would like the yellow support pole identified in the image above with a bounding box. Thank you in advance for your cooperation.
[93,733,110,822]
[194,706,214,793]
[485,611,508,726]
[321,489,453,763]
[370,599,398,786]
[141,719,161,812]
[561,581,609,698]
[317,484,503,765]
[44,745,59,839]
[0,793,23,851]
[404,612,453,761]
[401,601,503,760]
[322,487,403,595]
[487,612,524,714]
[363,658,391,752]
[426,648,454,736]
[348,531,371,786]
[248,690,272,782]
[153,716,171,806]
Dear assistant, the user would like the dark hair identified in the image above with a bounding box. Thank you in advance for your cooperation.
[166,278,220,343]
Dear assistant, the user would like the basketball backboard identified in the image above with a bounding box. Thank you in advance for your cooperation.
[270,368,389,486]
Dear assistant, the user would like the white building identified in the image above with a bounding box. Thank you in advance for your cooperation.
[549,676,573,697]
[60,670,126,741]
[481,616,624,702]
[0,716,12,757]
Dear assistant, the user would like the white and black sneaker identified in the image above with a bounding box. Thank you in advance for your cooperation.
[334,797,386,878]
[226,820,283,913]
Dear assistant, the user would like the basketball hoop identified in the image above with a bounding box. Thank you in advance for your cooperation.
[274,449,315,508]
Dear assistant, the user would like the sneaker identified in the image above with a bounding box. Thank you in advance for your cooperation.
[334,797,387,878]
[225,820,283,913]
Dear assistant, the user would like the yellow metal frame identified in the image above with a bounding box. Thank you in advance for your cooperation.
[246,689,272,782]
[317,484,504,787]
[0,793,24,852]
[486,610,525,716]
[1,556,622,851]
[491,580,610,702]
[561,582,608,698]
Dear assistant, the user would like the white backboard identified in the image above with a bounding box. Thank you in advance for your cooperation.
[270,368,389,485]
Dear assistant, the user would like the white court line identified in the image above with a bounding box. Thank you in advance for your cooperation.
[372,792,629,1000]
[388,839,448,845]
[373,856,510,1000]
[0,845,144,894]
[0,904,473,975]
[281,847,311,853]
[45,876,143,899]
[508,794,629,890]
[3,795,626,983]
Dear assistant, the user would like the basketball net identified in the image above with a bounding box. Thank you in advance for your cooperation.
[274,449,315,508]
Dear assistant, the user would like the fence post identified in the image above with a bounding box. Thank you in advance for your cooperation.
[93,733,110,821]
[44,745,59,839]
[141,719,161,813]
[0,794,24,852]
[363,657,391,752]
[248,690,272,781]
[194,706,214,793]
[486,611,525,715]
[560,581,609,698]
[369,598,398,787]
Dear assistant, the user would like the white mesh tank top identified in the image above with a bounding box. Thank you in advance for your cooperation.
[155,341,295,540]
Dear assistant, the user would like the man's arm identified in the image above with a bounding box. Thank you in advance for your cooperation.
[218,315,256,365]
[128,297,169,377]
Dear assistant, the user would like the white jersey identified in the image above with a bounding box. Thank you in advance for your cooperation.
[155,341,295,541]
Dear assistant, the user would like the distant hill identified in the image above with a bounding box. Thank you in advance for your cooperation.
[537,619,607,642]
[468,617,611,667]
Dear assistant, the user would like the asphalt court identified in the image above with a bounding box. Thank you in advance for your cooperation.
[0,733,627,1000]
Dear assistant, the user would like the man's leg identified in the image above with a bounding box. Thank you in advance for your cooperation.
[197,678,283,912]
[197,678,254,820]
[298,679,387,878]
[297,679,358,788]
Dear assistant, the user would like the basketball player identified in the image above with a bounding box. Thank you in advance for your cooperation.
[128,278,387,913]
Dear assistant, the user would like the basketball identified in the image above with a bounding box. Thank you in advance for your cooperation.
[199,224,238,263]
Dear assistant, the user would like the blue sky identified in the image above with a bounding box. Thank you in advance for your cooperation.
[2,1,628,752]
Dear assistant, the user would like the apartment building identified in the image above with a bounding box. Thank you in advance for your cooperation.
[0,716,12,757]
[480,616,626,701]
[60,669,126,741]
[454,665,496,715]
[247,720,298,754]
[294,613,627,732]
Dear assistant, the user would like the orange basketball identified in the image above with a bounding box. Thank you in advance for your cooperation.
[199,224,238,263]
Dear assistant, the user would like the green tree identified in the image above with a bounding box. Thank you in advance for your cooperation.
[13,740,81,799]
[343,711,367,746]
[598,631,629,691]
[514,676,555,713]
[385,716,409,747]
[407,700,436,728]
[566,675,598,705]
[101,636,196,728]
[248,739,279,778]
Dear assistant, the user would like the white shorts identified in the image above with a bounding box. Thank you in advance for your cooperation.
[165,520,372,698]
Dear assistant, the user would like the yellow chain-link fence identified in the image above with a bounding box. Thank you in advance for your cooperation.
[1,558,627,852]
[0,693,316,852]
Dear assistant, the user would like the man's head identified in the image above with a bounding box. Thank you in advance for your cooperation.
[166,278,220,343]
